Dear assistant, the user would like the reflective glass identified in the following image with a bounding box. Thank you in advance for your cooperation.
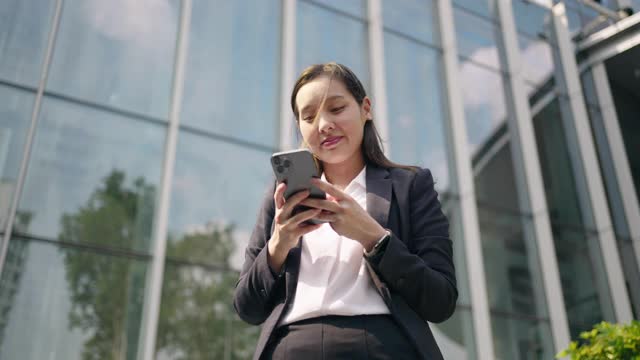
[47,0,179,118]
[0,0,55,86]
[532,98,615,337]
[166,131,272,269]
[551,225,609,337]
[477,205,547,317]
[0,237,147,360]
[436,203,476,359]
[606,53,640,205]
[518,35,554,88]
[457,61,507,156]
[308,0,366,19]
[156,263,259,359]
[297,1,370,90]
[490,312,553,360]
[452,0,496,18]
[532,99,585,228]
[454,8,502,71]
[181,0,281,147]
[473,142,520,212]
[0,86,35,230]
[16,97,165,253]
[511,0,554,41]
[384,32,450,192]
[564,5,583,34]
[433,307,476,360]
[382,0,438,46]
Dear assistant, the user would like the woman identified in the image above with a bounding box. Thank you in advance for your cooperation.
[234,63,457,360]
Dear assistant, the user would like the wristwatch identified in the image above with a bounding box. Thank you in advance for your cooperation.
[363,229,391,261]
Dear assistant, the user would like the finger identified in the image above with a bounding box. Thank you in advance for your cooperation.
[274,182,287,209]
[313,211,339,223]
[299,198,341,213]
[310,178,346,200]
[287,208,322,226]
[281,190,310,218]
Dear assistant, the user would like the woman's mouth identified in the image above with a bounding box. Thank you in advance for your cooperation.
[321,136,343,148]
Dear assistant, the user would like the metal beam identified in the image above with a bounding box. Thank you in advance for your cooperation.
[367,0,391,156]
[279,0,297,150]
[495,0,571,353]
[136,0,191,358]
[436,1,495,359]
[0,0,64,275]
[549,2,633,323]
[590,62,640,312]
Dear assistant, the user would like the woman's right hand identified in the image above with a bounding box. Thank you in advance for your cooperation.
[267,183,322,273]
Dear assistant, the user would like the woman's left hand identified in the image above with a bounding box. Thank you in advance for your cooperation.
[300,178,387,251]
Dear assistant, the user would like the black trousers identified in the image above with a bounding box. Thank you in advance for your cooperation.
[261,315,420,360]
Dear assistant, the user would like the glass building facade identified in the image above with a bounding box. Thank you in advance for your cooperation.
[0,0,639,359]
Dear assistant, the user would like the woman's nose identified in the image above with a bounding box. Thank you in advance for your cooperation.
[317,113,334,132]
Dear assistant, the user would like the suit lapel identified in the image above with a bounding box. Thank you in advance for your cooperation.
[366,165,392,229]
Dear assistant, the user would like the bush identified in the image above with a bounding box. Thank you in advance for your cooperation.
[557,320,640,359]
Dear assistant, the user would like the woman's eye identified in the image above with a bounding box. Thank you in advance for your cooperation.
[331,106,345,113]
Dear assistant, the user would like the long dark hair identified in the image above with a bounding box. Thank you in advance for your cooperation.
[291,62,417,172]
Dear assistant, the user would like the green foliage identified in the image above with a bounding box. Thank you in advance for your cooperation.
[60,170,155,360]
[557,321,640,360]
[59,169,259,360]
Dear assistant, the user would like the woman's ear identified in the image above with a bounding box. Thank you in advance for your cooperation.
[362,96,373,121]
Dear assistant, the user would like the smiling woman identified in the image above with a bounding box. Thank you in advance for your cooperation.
[233,63,458,360]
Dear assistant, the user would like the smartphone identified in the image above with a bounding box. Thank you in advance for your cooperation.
[271,149,327,224]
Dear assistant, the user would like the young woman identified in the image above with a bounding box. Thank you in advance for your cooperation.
[234,63,457,360]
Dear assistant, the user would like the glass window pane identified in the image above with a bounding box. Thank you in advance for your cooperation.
[181,0,281,147]
[490,313,553,360]
[437,202,476,358]
[511,0,554,41]
[384,32,450,192]
[518,35,554,88]
[458,61,507,156]
[156,263,259,359]
[551,226,609,337]
[309,0,366,19]
[297,1,370,90]
[0,86,35,230]
[382,0,438,46]
[0,237,147,360]
[454,8,502,71]
[452,0,496,19]
[0,0,55,86]
[46,0,179,118]
[166,132,272,269]
[533,98,615,338]
[433,307,476,360]
[16,98,165,253]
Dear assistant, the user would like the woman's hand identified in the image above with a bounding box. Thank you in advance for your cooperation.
[300,178,387,252]
[267,182,323,273]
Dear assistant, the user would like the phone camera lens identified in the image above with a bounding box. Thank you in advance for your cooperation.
[277,165,284,173]
[273,157,281,165]
[283,160,291,168]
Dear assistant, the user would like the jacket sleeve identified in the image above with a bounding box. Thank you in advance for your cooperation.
[370,168,458,323]
[233,181,284,325]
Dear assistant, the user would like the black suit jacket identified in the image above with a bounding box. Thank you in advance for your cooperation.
[233,165,458,360]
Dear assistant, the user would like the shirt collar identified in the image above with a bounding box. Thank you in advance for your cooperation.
[320,165,367,192]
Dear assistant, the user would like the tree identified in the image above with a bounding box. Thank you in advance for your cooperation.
[60,170,155,360]
[156,223,259,360]
[60,170,259,360]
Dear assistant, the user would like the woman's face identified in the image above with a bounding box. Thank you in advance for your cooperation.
[296,76,372,166]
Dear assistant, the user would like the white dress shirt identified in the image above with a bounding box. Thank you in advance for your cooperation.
[280,166,390,325]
